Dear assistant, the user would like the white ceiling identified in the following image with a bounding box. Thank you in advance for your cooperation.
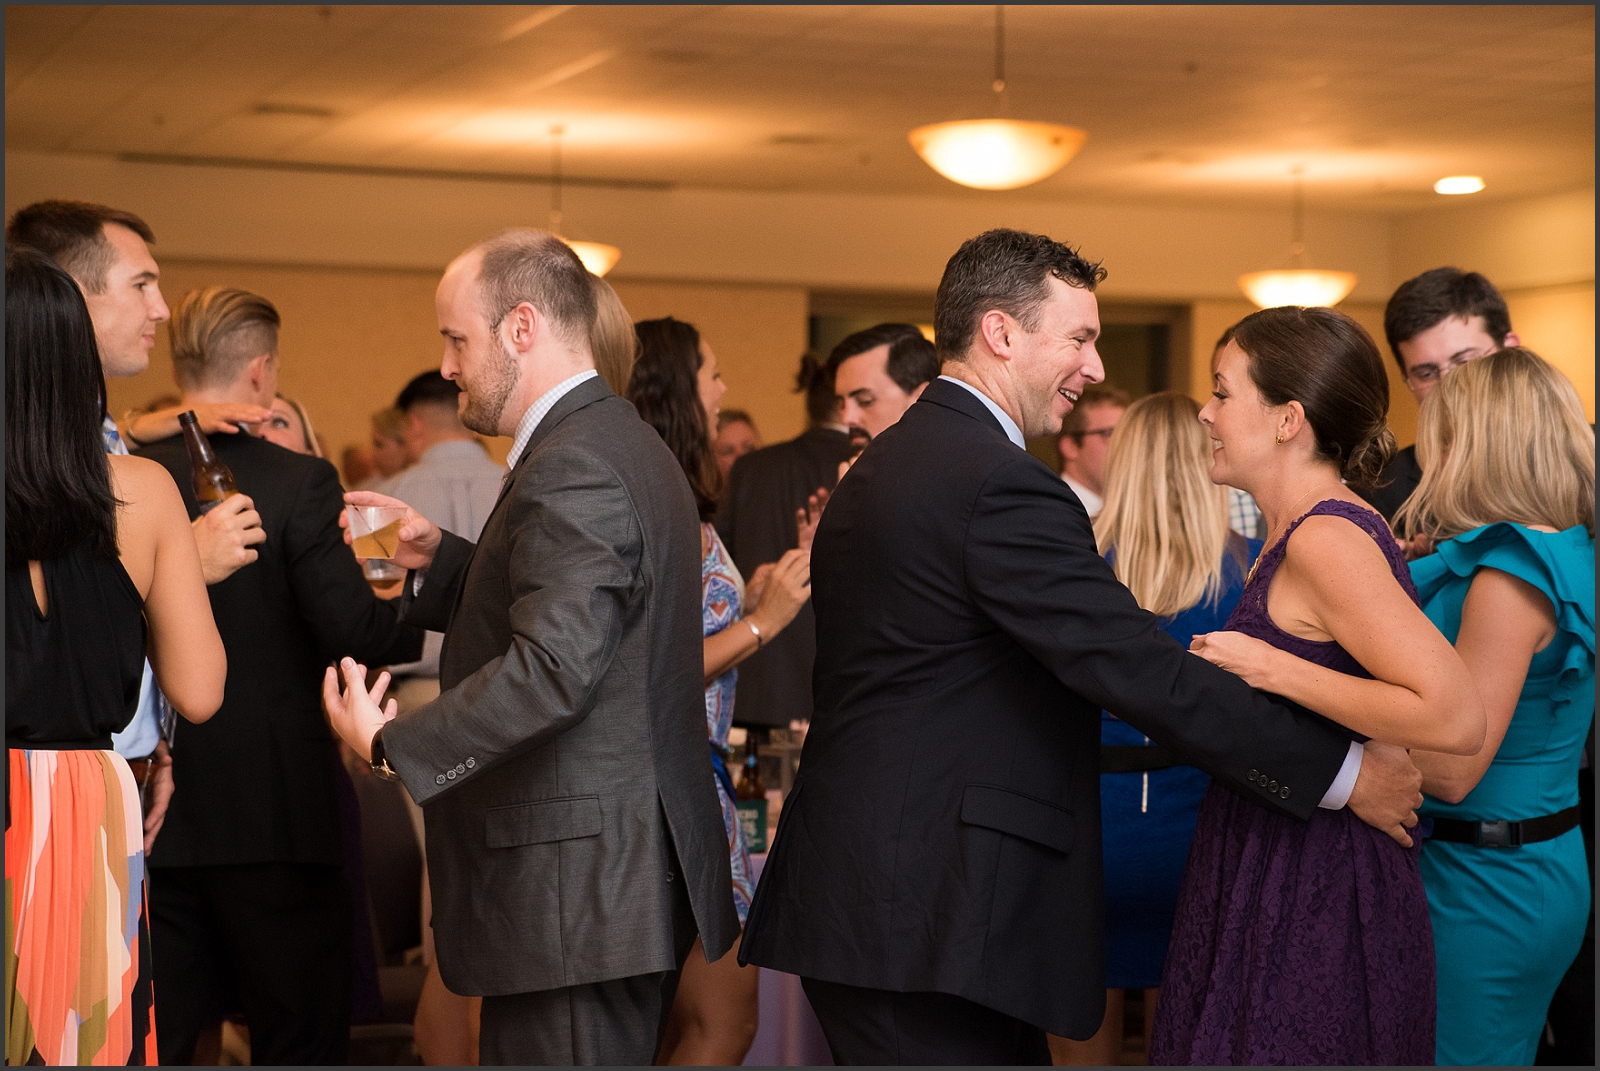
[6,5,1594,211]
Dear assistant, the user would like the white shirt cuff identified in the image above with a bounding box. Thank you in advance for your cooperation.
[410,568,427,598]
[1318,739,1364,809]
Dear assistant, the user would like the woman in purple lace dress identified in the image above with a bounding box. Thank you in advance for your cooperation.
[1149,308,1485,1065]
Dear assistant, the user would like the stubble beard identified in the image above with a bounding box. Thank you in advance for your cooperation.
[459,333,521,436]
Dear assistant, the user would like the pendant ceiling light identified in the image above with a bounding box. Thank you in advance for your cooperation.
[548,125,621,277]
[1238,168,1357,308]
[909,7,1086,190]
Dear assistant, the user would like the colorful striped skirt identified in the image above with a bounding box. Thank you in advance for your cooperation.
[5,748,156,1065]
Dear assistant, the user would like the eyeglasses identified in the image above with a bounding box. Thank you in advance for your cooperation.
[1404,351,1490,386]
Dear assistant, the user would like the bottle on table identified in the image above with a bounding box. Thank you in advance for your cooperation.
[735,734,769,853]
[178,410,240,514]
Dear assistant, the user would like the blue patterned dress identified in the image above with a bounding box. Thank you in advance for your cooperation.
[703,523,757,923]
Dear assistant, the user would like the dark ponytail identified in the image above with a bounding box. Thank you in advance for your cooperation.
[5,244,119,566]
[1231,306,1394,488]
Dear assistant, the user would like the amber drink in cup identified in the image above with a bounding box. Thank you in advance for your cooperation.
[347,505,408,560]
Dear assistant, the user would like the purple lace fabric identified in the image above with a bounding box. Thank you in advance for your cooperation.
[1149,500,1436,1065]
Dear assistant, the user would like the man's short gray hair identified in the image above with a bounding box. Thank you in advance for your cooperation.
[472,229,597,347]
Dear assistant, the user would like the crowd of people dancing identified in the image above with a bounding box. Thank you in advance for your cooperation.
[5,197,1593,1067]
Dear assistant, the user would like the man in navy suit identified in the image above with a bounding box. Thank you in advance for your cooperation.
[740,229,1426,1064]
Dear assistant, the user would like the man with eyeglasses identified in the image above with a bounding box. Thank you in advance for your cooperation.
[1056,384,1129,519]
[1360,267,1518,524]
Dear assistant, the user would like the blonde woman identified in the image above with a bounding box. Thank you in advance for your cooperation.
[260,394,322,457]
[1050,393,1261,1066]
[588,274,637,395]
[1393,348,1594,1066]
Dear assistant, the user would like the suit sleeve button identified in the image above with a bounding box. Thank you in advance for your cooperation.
[465,758,476,769]
[1280,786,1291,799]
[1268,780,1278,793]
[1248,769,1260,783]
[455,763,466,774]
[435,774,446,785]
[446,769,457,780]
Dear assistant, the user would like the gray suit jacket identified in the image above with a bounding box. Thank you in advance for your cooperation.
[384,376,739,996]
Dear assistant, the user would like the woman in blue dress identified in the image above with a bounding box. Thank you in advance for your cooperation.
[1392,347,1594,1065]
[1051,392,1261,1065]
[629,316,813,1065]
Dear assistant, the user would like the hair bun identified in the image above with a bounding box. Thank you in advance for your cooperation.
[1343,424,1395,488]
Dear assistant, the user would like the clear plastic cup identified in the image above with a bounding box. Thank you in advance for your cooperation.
[346,505,408,560]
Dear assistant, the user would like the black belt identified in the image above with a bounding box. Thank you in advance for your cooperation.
[1426,806,1581,848]
[1100,744,1183,774]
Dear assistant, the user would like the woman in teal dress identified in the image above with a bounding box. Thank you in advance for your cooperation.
[1392,347,1595,1065]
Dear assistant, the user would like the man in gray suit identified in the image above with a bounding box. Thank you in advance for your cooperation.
[324,229,738,1065]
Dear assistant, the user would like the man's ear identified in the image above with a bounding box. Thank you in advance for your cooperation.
[978,309,1014,360]
[503,301,540,356]
[1502,331,1520,349]
[246,351,274,390]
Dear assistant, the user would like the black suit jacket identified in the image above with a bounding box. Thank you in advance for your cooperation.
[384,377,739,996]
[740,379,1353,1037]
[140,433,422,868]
[1357,443,1422,524]
[713,426,852,728]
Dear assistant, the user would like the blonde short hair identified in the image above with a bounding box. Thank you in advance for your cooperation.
[370,406,407,443]
[1395,347,1594,541]
[169,287,279,390]
[1094,392,1233,618]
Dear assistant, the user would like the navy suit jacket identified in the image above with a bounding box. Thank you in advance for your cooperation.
[739,378,1352,1037]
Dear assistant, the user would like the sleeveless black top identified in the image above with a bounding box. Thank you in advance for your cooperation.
[6,542,146,749]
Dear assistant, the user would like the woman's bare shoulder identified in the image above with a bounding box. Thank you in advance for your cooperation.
[1281,510,1395,581]
[108,455,186,520]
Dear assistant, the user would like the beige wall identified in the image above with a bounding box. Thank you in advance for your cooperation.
[106,261,812,466]
[1505,281,1596,422]
[5,150,1393,301]
[1391,187,1594,292]
[18,151,1588,445]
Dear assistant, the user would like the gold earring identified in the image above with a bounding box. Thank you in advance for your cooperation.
[1275,434,1283,444]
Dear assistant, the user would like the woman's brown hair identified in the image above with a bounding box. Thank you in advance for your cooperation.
[1230,305,1395,487]
[627,317,721,521]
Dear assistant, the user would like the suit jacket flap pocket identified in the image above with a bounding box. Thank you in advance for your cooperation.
[960,784,1074,854]
[485,796,602,848]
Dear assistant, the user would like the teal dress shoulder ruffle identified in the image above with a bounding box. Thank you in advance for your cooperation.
[1411,521,1594,710]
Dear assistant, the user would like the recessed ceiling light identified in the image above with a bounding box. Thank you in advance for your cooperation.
[1434,175,1485,195]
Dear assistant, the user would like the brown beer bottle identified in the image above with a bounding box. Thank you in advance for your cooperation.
[735,734,769,852]
[178,410,239,514]
[736,735,766,800]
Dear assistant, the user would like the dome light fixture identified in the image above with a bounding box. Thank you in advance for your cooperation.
[909,7,1086,191]
[1433,175,1485,195]
[547,125,621,276]
[1239,167,1356,309]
